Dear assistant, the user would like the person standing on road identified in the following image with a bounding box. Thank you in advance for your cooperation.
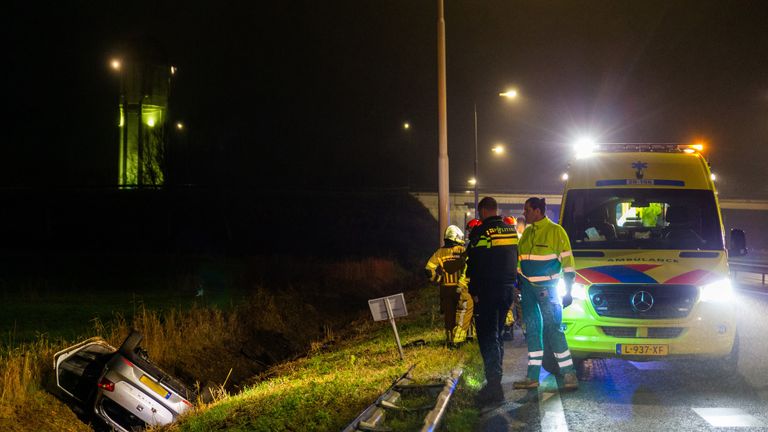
[514,197,579,391]
[466,197,519,405]
[425,225,473,346]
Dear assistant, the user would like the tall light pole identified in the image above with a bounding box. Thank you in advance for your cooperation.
[437,0,450,244]
[473,89,518,216]
[473,103,479,215]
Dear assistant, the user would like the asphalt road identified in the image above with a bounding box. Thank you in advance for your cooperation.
[479,279,768,431]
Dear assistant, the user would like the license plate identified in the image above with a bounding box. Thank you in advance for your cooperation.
[140,375,171,399]
[616,344,668,356]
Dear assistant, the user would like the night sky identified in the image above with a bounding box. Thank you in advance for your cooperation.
[5,1,768,196]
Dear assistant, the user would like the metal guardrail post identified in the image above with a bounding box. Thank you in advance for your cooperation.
[342,365,415,432]
[420,368,463,432]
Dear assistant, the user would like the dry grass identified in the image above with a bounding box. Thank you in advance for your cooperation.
[1,257,412,431]
[152,286,485,432]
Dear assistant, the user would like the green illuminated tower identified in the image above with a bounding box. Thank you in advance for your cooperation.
[114,47,174,187]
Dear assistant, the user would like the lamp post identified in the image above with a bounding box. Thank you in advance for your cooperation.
[473,89,518,216]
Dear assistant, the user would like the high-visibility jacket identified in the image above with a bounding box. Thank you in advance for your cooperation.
[466,215,518,297]
[425,243,466,287]
[517,217,575,285]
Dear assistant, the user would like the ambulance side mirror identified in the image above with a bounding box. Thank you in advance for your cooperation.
[729,229,747,257]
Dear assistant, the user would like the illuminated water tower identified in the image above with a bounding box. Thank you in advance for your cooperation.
[110,44,175,187]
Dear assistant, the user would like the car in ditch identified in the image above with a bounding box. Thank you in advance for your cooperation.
[54,330,194,431]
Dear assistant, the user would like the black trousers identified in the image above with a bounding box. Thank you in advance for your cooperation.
[475,284,513,385]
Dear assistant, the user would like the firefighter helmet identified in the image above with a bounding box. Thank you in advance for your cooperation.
[466,218,482,231]
[444,225,465,244]
[503,216,517,225]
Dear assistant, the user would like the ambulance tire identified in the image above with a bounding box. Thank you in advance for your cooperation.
[573,358,586,377]
[702,330,739,377]
[718,330,740,373]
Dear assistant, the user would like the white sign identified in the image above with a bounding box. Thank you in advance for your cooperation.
[368,293,408,322]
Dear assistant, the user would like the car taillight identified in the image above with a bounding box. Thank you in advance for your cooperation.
[97,377,115,392]
[120,356,134,368]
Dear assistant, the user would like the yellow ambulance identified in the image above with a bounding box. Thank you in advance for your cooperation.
[556,143,742,370]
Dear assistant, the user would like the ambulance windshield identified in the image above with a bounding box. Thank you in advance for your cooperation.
[562,189,723,250]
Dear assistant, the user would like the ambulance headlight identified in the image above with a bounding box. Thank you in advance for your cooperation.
[556,279,587,300]
[699,278,734,303]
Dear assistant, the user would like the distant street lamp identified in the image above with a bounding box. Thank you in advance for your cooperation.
[473,89,518,215]
[176,121,184,130]
[403,122,411,130]
[110,59,122,71]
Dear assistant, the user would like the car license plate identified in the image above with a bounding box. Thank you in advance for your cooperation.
[140,375,171,399]
[616,344,668,356]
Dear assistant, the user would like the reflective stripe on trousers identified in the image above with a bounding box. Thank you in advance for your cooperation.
[520,278,575,380]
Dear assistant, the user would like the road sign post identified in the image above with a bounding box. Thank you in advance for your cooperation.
[368,293,408,360]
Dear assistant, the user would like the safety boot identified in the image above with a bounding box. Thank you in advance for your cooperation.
[512,378,539,390]
[561,372,579,391]
[475,383,504,406]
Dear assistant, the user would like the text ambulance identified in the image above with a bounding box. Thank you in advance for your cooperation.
[555,143,742,371]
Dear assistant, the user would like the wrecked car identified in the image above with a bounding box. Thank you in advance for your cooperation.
[54,330,194,431]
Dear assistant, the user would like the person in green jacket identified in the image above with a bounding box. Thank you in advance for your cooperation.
[514,197,579,391]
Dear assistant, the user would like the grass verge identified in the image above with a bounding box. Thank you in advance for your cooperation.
[155,286,485,432]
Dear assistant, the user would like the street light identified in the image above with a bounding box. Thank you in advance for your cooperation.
[403,122,411,130]
[473,89,519,216]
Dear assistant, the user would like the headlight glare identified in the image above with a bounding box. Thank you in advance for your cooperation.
[556,279,587,300]
[699,278,734,303]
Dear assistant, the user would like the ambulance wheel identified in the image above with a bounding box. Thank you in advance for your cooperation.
[718,330,740,373]
[573,358,587,378]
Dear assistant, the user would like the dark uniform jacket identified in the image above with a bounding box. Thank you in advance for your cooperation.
[466,215,519,299]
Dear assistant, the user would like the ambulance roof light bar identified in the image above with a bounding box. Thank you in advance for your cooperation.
[588,143,705,154]
[593,143,680,153]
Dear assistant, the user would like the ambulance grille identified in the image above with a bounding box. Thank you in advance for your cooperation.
[601,327,636,337]
[589,284,698,319]
[600,327,685,338]
[647,327,685,338]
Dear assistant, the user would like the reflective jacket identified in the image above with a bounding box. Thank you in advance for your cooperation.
[425,242,467,288]
[466,215,519,296]
[517,217,575,285]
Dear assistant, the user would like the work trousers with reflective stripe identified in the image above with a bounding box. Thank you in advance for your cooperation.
[454,288,474,342]
[520,278,575,380]
[474,284,513,386]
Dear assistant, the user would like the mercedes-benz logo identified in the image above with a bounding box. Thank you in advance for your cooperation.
[631,290,654,312]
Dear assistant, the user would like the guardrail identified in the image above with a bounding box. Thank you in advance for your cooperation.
[730,260,768,285]
[342,365,463,432]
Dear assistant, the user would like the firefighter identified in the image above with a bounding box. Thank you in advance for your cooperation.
[514,197,579,391]
[466,218,482,236]
[425,225,473,346]
[466,197,518,405]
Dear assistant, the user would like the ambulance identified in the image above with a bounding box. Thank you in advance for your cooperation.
[554,143,744,371]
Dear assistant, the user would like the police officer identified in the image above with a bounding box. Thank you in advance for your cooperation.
[425,225,472,346]
[514,197,578,391]
[466,197,519,405]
